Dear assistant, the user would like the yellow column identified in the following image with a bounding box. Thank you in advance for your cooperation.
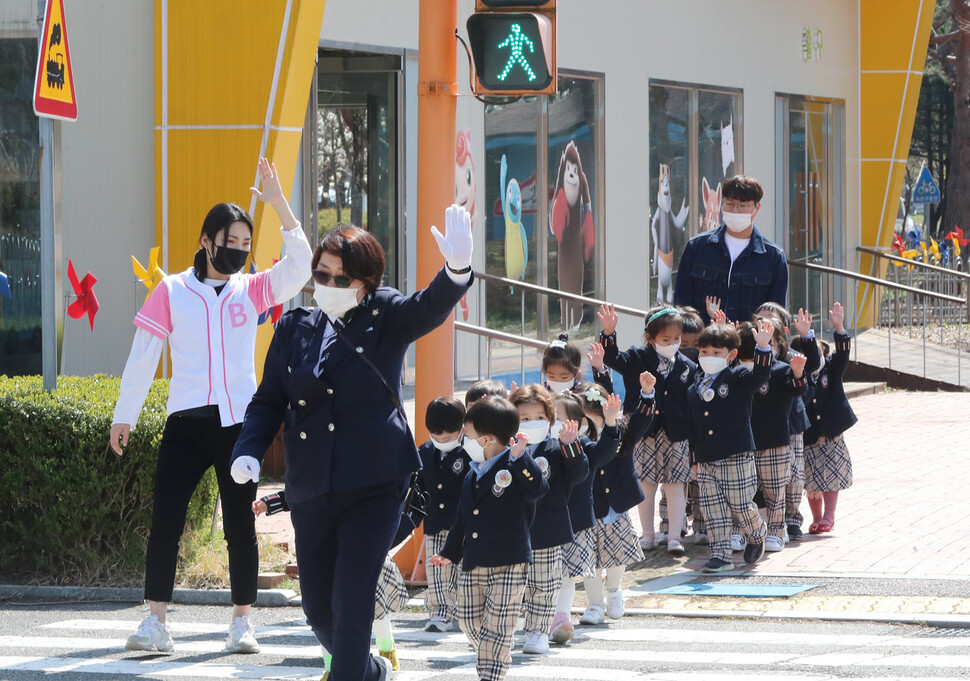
[155,0,327,378]
[858,0,936,323]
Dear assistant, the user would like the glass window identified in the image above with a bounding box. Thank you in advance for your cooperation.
[0,39,42,376]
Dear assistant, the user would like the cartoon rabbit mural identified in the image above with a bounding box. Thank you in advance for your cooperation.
[550,141,594,330]
[652,163,688,303]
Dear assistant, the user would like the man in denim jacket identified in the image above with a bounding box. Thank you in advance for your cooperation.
[674,176,788,324]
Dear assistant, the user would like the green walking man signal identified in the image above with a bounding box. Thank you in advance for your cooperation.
[467,1,556,96]
[497,23,537,82]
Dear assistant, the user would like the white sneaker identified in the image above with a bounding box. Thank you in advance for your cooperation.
[579,604,605,625]
[638,534,654,550]
[783,528,790,544]
[424,617,454,632]
[693,532,709,545]
[764,536,785,552]
[605,588,625,619]
[125,614,174,653]
[654,532,669,546]
[667,539,686,556]
[522,630,549,654]
[373,653,394,680]
[225,615,260,654]
[730,534,747,552]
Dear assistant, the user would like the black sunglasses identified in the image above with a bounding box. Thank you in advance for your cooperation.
[312,270,353,288]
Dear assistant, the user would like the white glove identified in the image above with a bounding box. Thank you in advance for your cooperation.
[431,203,473,269]
[230,456,261,485]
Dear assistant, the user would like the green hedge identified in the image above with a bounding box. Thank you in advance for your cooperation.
[0,375,217,586]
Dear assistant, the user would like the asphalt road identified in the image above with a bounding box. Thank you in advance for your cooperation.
[1,600,969,680]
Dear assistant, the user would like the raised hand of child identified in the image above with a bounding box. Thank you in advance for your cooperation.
[587,342,606,371]
[793,308,813,337]
[789,351,807,378]
[509,380,518,396]
[559,420,579,446]
[829,302,845,334]
[753,318,774,348]
[509,432,529,459]
[252,500,268,517]
[603,393,622,426]
[428,554,451,567]
[597,303,618,335]
[705,296,721,320]
[638,369,657,394]
[713,309,727,325]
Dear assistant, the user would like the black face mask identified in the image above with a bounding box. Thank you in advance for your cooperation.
[208,245,249,275]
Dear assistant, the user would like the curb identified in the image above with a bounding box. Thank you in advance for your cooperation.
[613,607,970,628]
[0,585,298,607]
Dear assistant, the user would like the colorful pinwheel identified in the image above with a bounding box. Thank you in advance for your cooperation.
[929,237,940,264]
[67,259,99,331]
[892,233,905,256]
[945,225,969,246]
[132,247,166,300]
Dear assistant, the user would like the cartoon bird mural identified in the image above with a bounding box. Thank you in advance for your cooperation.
[501,154,528,284]
[652,163,689,302]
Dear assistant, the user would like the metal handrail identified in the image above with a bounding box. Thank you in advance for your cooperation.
[454,322,549,350]
[473,270,649,318]
[856,246,970,281]
[787,259,965,304]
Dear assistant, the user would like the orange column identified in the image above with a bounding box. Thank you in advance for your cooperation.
[395,0,458,585]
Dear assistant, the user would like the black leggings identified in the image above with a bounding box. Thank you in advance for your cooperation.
[144,406,258,604]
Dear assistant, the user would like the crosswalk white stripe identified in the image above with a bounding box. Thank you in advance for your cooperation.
[40,619,315,637]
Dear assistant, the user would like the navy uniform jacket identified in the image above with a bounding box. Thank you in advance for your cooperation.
[687,347,772,463]
[439,449,548,571]
[786,338,820,436]
[751,359,807,451]
[231,268,471,503]
[528,437,589,550]
[804,332,858,445]
[593,396,654,518]
[418,440,472,535]
[600,332,697,441]
[674,224,788,325]
[566,425,620,532]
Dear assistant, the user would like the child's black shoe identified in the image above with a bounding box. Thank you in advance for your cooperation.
[743,539,765,564]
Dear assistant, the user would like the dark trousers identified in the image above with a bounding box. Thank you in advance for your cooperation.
[289,480,406,681]
[144,407,258,605]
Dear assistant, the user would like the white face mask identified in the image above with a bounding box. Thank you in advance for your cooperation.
[578,423,589,437]
[722,210,752,233]
[433,435,463,453]
[545,377,574,393]
[519,421,550,444]
[464,436,488,463]
[739,360,755,371]
[655,342,680,360]
[313,282,362,318]
[549,420,564,439]
[698,356,728,376]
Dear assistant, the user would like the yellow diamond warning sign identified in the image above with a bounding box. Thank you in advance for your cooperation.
[33,0,77,121]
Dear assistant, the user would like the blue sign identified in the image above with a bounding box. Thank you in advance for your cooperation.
[912,165,941,205]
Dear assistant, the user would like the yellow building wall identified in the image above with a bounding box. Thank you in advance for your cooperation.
[154,0,326,378]
[858,0,936,323]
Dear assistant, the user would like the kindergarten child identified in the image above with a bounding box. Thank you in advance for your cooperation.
[543,334,584,393]
[687,319,774,573]
[418,396,471,632]
[792,302,857,534]
[510,385,589,654]
[465,379,510,406]
[429,396,549,681]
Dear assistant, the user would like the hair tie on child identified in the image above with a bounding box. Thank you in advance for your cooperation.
[549,340,567,349]
[647,308,679,325]
[583,388,607,405]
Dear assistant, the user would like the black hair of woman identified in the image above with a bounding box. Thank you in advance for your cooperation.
[193,203,254,282]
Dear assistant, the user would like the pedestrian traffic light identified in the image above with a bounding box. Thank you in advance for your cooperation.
[467,0,557,97]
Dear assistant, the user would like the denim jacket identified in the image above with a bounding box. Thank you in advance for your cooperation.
[674,224,788,324]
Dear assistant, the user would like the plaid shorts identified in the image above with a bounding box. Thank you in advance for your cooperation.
[634,430,691,483]
[524,546,563,633]
[562,527,596,579]
[594,512,644,569]
[753,445,793,538]
[698,452,767,562]
[425,530,459,621]
[374,554,408,620]
[457,563,529,681]
[786,433,805,527]
[804,434,853,492]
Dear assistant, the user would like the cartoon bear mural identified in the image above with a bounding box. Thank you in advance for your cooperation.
[550,141,594,330]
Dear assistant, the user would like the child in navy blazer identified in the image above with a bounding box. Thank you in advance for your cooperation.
[688,319,774,573]
[430,396,548,681]
[791,302,857,535]
[510,385,589,655]
[542,334,585,393]
[418,396,471,632]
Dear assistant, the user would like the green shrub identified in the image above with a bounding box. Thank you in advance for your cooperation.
[0,374,217,586]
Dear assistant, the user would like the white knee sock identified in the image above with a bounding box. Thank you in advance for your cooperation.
[583,574,605,608]
[372,616,394,652]
[556,578,576,614]
[605,566,625,592]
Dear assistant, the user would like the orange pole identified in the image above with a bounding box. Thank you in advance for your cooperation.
[395,0,458,585]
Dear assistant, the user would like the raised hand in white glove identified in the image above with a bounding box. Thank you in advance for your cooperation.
[431,203,473,270]
[230,456,261,485]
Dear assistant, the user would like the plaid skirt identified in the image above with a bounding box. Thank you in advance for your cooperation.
[374,554,409,620]
[804,434,853,492]
[561,527,596,578]
[634,430,691,483]
[593,512,644,569]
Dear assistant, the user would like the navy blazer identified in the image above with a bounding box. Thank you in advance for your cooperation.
[601,333,697,442]
[687,347,772,463]
[439,449,548,571]
[786,338,820,436]
[751,359,807,450]
[528,437,589,550]
[418,440,472,535]
[231,268,471,503]
[566,425,620,533]
[804,332,858,445]
[674,224,788,324]
[593,396,654,518]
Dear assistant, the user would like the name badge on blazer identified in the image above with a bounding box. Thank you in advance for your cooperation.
[717,383,729,399]
[452,458,465,474]
[535,456,551,480]
[681,367,690,383]
[820,375,829,388]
